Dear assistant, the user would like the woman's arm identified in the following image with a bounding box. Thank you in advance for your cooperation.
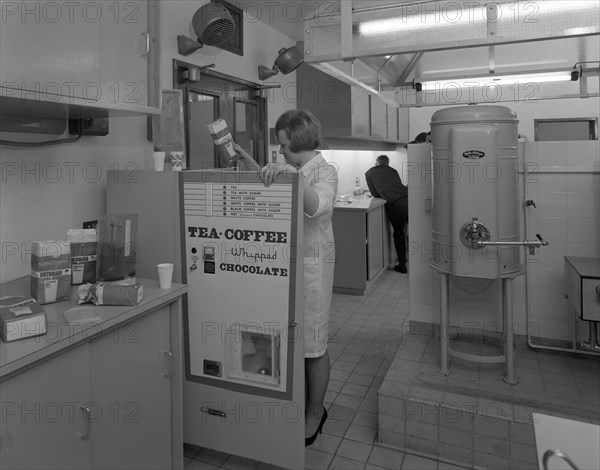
[302,178,320,216]
[231,143,261,171]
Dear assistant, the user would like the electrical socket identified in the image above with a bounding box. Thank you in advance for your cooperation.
[69,117,109,136]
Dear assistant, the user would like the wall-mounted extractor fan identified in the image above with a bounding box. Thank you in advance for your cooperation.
[177,3,235,56]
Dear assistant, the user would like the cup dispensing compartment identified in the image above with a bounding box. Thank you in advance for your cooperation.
[228,327,280,387]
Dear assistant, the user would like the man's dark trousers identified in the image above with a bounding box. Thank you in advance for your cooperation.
[385,197,408,268]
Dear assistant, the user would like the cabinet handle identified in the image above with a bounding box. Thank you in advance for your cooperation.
[161,350,173,377]
[137,31,150,57]
[77,404,90,440]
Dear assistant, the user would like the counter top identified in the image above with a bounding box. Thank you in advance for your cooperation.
[565,256,600,278]
[0,277,188,380]
[334,196,386,211]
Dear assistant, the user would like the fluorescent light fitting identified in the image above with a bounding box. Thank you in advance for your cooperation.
[357,1,595,37]
[417,71,573,91]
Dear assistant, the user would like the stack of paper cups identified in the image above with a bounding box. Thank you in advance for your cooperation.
[157,263,174,289]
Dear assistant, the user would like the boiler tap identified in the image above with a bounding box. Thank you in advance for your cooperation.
[525,199,536,208]
[476,233,549,254]
[459,217,491,248]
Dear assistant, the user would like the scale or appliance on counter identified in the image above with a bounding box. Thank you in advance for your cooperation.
[108,170,305,469]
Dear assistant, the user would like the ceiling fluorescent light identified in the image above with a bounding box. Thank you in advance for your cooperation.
[358,1,595,37]
[417,71,573,91]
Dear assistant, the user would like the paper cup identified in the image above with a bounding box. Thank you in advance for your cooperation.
[153,151,166,171]
[157,263,174,289]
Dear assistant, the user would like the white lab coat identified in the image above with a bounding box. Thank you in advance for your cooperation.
[300,153,338,357]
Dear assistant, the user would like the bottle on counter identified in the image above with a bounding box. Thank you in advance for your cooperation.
[352,177,363,201]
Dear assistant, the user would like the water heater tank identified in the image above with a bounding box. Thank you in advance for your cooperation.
[430,105,520,278]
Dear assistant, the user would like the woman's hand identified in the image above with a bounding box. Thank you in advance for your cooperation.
[230,143,260,170]
[259,163,297,187]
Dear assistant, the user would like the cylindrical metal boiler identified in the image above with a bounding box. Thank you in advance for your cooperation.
[430,105,520,278]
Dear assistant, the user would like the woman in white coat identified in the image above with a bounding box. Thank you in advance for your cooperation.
[232,109,338,446]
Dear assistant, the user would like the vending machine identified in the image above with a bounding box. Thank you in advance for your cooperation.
[107,170,305,469]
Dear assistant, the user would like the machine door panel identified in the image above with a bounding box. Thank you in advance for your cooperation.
[181,170,305,470]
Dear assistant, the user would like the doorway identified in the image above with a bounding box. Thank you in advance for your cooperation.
[173,60,268,170]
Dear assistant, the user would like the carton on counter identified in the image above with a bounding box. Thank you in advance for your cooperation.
[31,241,71,304]
[67,229,97,285]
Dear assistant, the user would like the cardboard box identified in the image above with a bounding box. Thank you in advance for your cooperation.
[0,296,47,342]
[67,229,97,285]
[31,241,71,304]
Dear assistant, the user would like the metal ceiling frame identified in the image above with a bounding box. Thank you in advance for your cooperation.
[303,0,600,105]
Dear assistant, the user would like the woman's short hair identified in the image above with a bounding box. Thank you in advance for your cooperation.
[275,109,322,153]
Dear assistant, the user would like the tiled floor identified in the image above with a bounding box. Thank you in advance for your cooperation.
[183,268,600,470]
[184,268,449,470]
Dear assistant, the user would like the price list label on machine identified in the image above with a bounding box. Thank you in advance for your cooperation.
[183,182,292,219]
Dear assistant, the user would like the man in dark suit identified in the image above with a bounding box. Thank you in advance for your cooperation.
[365,155,408,273]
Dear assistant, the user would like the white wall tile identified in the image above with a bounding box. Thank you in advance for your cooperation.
[536,192,568,218]
[538,217,568,243]
[566,141,600,171]
[567,243,600,258]
[536,141,567,169]
[537,242,567,269]
[525,142,538,166]
[567,218,600,245]
[566,173,600,193]
[567,191,599,218]
[410,303,437,323]
[538,173,567,192]
[537,267,565,294]
[411,280,436,306]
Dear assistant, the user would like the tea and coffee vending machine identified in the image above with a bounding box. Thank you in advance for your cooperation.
[107,170,305,469]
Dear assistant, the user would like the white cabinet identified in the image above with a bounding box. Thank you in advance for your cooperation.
[387,105,399,141]
[0,0,160,114]
[398,107,410,142]
[89,309,173,469]
[0,302,180,470]
[332,200,392,295]
[1,345,92,470]
[370,96,387,139]
[297,64,404,141]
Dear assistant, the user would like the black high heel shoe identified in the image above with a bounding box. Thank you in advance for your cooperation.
[305,407,328,446]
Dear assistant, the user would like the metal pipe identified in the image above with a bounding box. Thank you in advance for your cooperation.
[503,278,518,384]
[477,240,549,248]
[438,273,450,375]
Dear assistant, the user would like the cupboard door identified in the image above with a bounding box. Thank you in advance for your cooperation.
[0,345,91,470]
[0,2,100,99]
[387,106,399,141]
[98,0,148,107]
[370,97,387,139]
[367,207,384,280]
[89,308,171,469]
[351,88,370,137]
[332,210,367,291]
[398,107,410,143]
